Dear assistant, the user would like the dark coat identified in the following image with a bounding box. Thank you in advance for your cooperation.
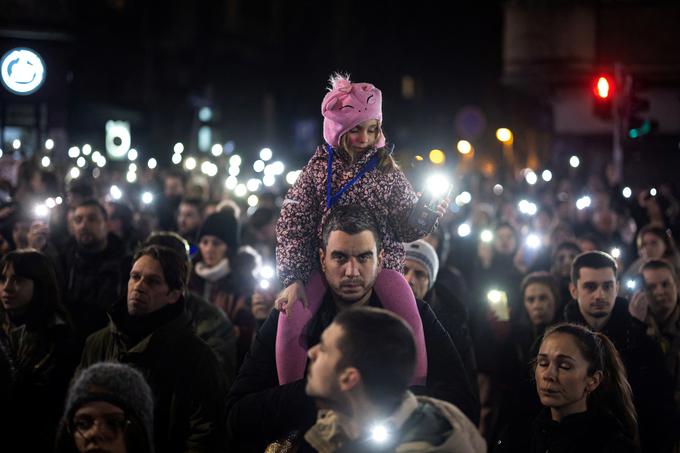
[495,408,639,453]
[58,233,132,340]
[564,298,678,453]
[225,290,479,452]
[80,300,228,453]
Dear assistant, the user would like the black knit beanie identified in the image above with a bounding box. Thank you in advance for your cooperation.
[198,210,239,250]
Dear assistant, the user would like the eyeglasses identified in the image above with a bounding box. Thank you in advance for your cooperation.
[69,414,131,439]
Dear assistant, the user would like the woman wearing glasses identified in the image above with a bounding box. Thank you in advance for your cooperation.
[56,362,155,453]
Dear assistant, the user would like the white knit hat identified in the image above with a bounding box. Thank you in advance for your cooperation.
[404,240,439,290]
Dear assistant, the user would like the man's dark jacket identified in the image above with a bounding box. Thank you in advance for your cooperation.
[80,299,228,453]
[59,233,132,340]
[564,298,678,453]
[225,290,480,452]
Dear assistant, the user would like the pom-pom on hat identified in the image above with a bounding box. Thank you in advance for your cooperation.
[321,73,385,149]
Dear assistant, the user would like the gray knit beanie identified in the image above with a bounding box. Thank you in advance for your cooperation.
[63,362,154,452]
[404,240,439,290]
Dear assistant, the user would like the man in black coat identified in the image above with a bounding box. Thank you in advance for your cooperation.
[226,205,479,452]
[564,251,678,453]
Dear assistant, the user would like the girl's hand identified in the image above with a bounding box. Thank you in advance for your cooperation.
[436,198,450,219]
[274,280,307,317]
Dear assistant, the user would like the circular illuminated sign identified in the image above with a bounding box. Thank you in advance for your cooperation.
[1,48,46,95]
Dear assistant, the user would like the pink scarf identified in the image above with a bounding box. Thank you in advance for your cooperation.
[275,269,428,386]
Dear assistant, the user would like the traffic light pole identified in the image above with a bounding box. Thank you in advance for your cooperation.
[612,62,625,182]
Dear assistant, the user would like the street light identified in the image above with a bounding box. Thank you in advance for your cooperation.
[456,140,472,155]
[495,128,513,144]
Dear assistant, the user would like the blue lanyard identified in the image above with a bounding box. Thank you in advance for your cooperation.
[326,144,379,209]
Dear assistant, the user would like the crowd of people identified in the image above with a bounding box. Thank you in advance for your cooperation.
[0,74,678,452]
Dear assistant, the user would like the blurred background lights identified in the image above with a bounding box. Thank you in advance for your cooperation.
[225,176,238,190]
[12,139,20,150]
[70,167,80,179]
[228,166,240,176]
[493,184,504,195]
[76,157,86,168]
[457,191,472,205]
[229,155,242,167]
[569,155,580,168]
[110,185,122,200]
[650,187,658,197]
[55,197,62,205]
[487,289,503,304]
[525,170,538,185]
[260,148,273,161]
[271,161,285,175]
[198,107,212,122]
[428,149,445,165]
[127,148,138,161]
[253,160,265,172]
[457,223,471,237]
[611,247,621,259]
[141,192,153,204]
[541,170,553,182]
[261,265,275,280]
[526,233,541,249]
[247,194,259,207]
[41,156,51,168]
[44,139,54,150]
[173,142,184,153]
[263,174,276,187]
[286,170,301,185]
[45,198,56,209]
[234,184,247,197]
[82,144,92,155]
[211,144,223,157]
[147,158,157,169]
[184,157,197,171]
[495,128,513,143]
[172,153,182,165]
[34,204,48,218]
[518,200,538,216]
[622,187,632,198]
[126,172,137,183]
[247,178,261,192]
[576,195,592,210]
[68,146,80,158]
[456,140,472,155]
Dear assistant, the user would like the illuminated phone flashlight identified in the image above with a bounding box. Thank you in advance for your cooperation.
[34,203,49,219]
[487,289,505,305]
[141,191,154,205]
[369,423,391,444]
[610,247,621,259]
[259,265,275,290]
[576,195,591,210]
[110,185,123,201]
[625,279,637,291]
[425,174,453,200]
[526,233,541,249]
[480,229,494,243]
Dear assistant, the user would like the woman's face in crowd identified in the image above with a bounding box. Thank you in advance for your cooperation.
[523,283,556,326]
[535,333,601,421]
[199,235,228,268]
[640,232,666,260]
[0,263,34,313]
[73,401,128,453]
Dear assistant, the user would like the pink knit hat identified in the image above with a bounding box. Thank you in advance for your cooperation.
[321,74,385,149]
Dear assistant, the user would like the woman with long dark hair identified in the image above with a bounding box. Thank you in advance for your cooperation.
[496,322,639,452]
[0,249,78,450]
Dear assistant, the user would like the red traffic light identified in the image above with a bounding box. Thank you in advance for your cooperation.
[594,76,613,99]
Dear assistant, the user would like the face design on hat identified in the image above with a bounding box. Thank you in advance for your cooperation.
[321,76,385,149]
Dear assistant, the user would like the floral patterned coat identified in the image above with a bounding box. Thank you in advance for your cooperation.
[276,145,427,287]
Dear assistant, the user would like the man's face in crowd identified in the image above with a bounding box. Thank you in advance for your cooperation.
[127,254,180,316]
[73,205,108,250]
[177,203,202,236]
[403,259,429,300]
[164,176,184,198]
[320,230,383,306]
[306,322,347,409]
[524,283,556,326]
[494,226,516,255]
[642,267,678,321]
[570,267,618,322]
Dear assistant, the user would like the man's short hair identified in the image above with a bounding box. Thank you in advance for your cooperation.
[179,197,205,214]
[571,251,618,284]
[321,205,382,252]
[76,199,108,220]
[521,271,559,303]
[333,307,415,411]
[640,259,677,278]
[133,245,189,292]
[553,240,581,258]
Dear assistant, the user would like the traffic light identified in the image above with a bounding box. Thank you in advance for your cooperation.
[624,77,656,139]
[592,74,614,119]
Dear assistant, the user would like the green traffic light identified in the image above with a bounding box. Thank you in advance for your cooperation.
[628,119,652,139]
